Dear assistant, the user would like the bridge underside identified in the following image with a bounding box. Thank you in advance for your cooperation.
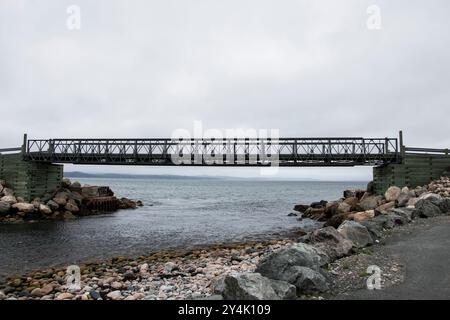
[25,153,394,167]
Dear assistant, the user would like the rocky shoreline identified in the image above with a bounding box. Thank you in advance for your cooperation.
[1,177,450,300]
[0,240,295,300]
[0,178,142,224]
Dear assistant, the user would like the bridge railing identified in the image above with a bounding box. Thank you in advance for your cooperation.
[0,147,22,154]
[24,137,399,166]
[404,147,449,155]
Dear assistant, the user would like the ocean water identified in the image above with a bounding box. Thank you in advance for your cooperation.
[0,178,367,279]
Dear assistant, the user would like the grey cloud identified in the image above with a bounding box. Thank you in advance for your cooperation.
[0,0,449,178]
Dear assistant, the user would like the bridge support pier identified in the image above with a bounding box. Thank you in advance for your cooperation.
[373,153,450,194]
[0,153,63,201]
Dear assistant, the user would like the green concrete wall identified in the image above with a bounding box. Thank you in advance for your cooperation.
[0,153,63,201]
[373,153,450,194]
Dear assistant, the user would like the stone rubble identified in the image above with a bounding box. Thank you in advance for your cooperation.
[0,178,142,223]
[0,240,293,300]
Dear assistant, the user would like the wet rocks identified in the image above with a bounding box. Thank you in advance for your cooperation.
[293,200,328,216]
[310,200,327,209]
[337,220,373,248]
[119,198,138,209]
[64,202,79,213]
[324,212,354,228]
[0,178,143,223]
[293,204,309,213]
[302,207,326,221]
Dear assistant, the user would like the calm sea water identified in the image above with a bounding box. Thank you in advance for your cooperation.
[0,178,367,279]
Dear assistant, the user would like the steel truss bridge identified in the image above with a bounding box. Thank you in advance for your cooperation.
[23,137,400,167]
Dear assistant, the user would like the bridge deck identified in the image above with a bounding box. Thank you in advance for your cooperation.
[24,137,399,167]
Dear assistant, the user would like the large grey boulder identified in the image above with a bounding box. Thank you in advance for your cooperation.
[211,276,225,295]
[413,198,442,218]
[386,212,410,226]
[360,220,384,239]
[418,193,443,206]
[392,207,413,219]
[275,266,329,294]
[306,227,353,260]
[222,273,296,300]
[256,243,329,281]
[371,214,396,229]
[337,220,373,247]
[269,278,298,299]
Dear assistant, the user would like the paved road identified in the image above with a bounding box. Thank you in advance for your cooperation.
[335,217,450,300]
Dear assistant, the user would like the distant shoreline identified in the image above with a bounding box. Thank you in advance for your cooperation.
[64,171,367,182]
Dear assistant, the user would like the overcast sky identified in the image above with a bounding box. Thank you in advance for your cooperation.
[0,0,449,180]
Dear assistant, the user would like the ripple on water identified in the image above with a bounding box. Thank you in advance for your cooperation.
[0,179,366,280]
